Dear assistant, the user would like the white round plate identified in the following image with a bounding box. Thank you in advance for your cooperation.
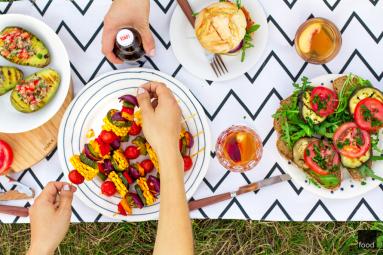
[170,0,268,82]
[58,68,211,221]
[279,74,383,199]
[0,14,70,133]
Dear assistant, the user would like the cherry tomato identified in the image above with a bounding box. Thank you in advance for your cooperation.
[101,181,117,196]
[354,98,383,132]
[0,140,13,174]
[333,122,370,158]
[183,155,193,172]
[124,146,140,159]
[68,169,85,185]
[99,130,118,144]
[140,159,154,173]
[129,122,142,136]
[310,86,338,117]
[303,140,340,176]
[117,202,127,216]
[121,106,134,115]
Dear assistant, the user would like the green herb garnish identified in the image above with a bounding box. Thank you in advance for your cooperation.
[240,24,260,62]
[359,164,383,182]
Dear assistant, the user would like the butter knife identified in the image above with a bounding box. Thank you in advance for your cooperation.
[189,174,291,211]
[0,175,35,201]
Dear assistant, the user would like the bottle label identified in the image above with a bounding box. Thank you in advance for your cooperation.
[116,29,134,47]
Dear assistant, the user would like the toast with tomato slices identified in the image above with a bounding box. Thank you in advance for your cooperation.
[332,75,382,181]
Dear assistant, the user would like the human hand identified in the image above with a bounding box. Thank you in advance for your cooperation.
[102,0,155,64]
[136,82,182,156]
[27,182,76,255]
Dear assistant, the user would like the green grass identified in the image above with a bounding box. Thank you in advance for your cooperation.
[1,221,381,254]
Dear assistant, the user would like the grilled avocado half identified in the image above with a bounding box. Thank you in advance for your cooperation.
[10,68,60,113]
[0,66,23,95]
[0,27,50,67]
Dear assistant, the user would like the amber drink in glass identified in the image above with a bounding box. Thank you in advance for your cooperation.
[215,125,263,172]
[295,18,342,64]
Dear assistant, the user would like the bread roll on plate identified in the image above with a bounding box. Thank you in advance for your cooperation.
[195,2,247,54]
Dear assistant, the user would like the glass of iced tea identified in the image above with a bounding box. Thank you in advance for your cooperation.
[215,125,263,172]
[295,17,342,64]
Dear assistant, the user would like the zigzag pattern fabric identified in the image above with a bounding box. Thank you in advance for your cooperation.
[0,0,382,222]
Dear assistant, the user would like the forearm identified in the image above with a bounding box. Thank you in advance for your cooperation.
[154,147,194,255]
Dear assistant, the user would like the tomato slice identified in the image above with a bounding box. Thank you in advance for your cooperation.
[303,140,340,176]
[354,98,383,132]
[333,122,370,158]
[0,140,14,174]
[310,86,339,117]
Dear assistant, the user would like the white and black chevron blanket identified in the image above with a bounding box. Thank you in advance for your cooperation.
[0,0,382,223]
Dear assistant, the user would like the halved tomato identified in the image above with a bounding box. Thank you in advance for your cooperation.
[303,140,340,176]
[0,140,14,174]
[310,86,338,117]
[333,122,370,158]
[354,98,383,132]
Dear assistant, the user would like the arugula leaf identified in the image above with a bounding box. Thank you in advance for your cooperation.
[235,0,242,9]
[372,156,383,161]
[359,164,383,182]
[240,24,260,62]
[192,12,199,17]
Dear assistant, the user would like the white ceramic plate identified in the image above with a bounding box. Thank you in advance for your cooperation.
[0,14,70,133]
[279,74,383,199]
[58,68,211,221]
[170,0,268,82]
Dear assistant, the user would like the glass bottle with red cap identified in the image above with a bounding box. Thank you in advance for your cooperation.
[113,27,145,63]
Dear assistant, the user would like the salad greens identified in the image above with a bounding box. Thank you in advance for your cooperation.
[273,74,370,149]
[241,24,260,62]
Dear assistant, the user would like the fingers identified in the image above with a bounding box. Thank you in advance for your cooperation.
[102,23,123,64]
[137,86,154,115]
[38,182,67,204]
[58,184,75,215]
[138,27,155,57]
[140,82,172,99]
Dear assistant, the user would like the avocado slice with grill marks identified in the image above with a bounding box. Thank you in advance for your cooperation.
[10,68,60,113]
[0,66,23,95]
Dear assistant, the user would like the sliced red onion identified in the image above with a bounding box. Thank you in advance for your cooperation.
[84,144,100,161]
[103,159,114,173]
[128,166,140,180]
[110,139,121,150]
[111,111,125,122]
[228,40,243,53]
[184,131,194,148]
[147,175,160,195]
[119,95,138,106]
[129,192,144,209]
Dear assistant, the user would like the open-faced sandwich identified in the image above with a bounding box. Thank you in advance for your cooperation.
[273,74,383,190]
[194,0,260,62]
[0,27,50,67]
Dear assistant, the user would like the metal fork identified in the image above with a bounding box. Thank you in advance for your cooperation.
[177,0,228,77]
[207,53,228,77]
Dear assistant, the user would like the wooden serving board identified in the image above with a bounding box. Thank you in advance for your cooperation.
[0,85,73,172]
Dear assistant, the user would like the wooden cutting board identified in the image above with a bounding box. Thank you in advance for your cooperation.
[0,85,73,172]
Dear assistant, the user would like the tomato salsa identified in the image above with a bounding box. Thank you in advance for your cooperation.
[0,27,34,59]
[15,78,49,111]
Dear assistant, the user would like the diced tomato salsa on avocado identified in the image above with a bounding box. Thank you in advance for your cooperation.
[0,27,34,60]
[15,78,49,111]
